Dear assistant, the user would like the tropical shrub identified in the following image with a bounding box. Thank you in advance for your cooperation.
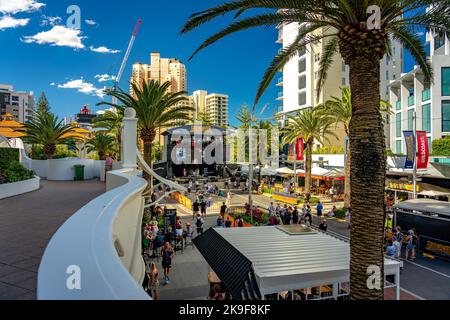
[0,161,35,184]
[432,136,450,156]
[0,148,19,167]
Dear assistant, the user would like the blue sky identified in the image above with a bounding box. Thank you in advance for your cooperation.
[0,0,419,126]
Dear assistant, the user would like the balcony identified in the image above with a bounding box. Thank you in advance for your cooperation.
[422,88,431,102]
[396,101,401,110]
[408,95,415,107]
[276,77,283,87]
[276,92,284,101]
[276,30,283,44]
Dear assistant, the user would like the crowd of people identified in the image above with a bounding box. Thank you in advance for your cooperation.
[384,226,418,261]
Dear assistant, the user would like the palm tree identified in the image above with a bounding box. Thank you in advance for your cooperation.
[20,112,77,159]
[283,108,337,194]
[317,87,392,208]
[98,80,193,186]
[181,1,448,299]
[197,111,214,126]
[85,133,118,160]
[92,107,125,158]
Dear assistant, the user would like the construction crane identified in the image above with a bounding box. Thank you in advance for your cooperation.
[112,18,142,105]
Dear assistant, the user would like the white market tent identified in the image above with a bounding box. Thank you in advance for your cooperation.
[195,226,401,300]
[276,167,295,175]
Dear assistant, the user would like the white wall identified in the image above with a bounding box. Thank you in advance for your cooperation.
[28,159,105,181]
[0,177,40,200]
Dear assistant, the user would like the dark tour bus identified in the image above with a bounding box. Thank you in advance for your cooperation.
[393,199,450,261]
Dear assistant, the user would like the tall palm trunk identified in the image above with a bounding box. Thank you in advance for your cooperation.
[348,57,386,300]
[304,139,313,194]
[45,144,56,160]
[344,137,351,208]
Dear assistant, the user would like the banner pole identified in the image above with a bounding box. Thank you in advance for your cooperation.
[413,111,417,199]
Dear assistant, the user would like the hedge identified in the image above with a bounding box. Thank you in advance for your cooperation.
[0,148,19,166]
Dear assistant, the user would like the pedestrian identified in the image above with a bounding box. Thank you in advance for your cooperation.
[236,216,244,228]
[317,201,324,218]
[385,239,396,257]
[193,199,200,220]
[329,187,335,202]
[268,202,275,216]
[405,229,418,261]
[292,206,299,224]
[284,207,292,225]
[318,219,328,232]
[216,215,224,228]
[196,214,204,235]
[149,262,160,300]
[345,207,351,230]
[225,216,232,228]
[220,202,228,218]
[104,154,114,181]
[188,180,193,193]
[161,242,174,284]
[304,208,312,227]
[200,199,207,218]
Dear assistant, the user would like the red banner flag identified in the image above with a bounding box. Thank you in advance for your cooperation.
[416,131,429,169]
[296,139,304,161]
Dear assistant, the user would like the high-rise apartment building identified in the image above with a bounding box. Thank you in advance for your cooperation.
[276,23,403,149]
[389,28,450,155]
[130,52,187,95]
[178,90,229,127]
[205,93,229,127]
[0,84,35,123]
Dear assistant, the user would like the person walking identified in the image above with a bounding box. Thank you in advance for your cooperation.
[345,207,351,230]
[104,154,114,181]
[149,262,160,300]
[220,202,227,219]
[268,202,275,217]
[405,229,418,261]
[196,214,204,236]
[316,201,324,219]
[193,199,200,220]
[200,199,207,219]
[161,242,174,285]
[292,206,299,224]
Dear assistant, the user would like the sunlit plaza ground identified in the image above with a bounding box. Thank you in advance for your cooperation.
[1,178,449,300]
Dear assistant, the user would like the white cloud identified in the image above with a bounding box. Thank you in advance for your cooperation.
[90,46,121,54]
[57,79,105,98]
[0,0,45,14]
[95,74,117,83]
[40,15,62,27]
[85,19,97,26]
[0,15,29,30]
[22,25,85,49]
[50,82,55,86]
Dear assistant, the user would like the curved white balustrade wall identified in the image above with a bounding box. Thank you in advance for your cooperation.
[37,169,150,300]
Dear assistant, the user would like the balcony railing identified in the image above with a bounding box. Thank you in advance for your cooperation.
[422,89,431,102]
[408,95,415,107]
[276,77,283,86]
[277,92,284,100]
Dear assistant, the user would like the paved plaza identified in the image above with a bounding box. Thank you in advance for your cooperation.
[0,180,105,300]
[0,181,449,300]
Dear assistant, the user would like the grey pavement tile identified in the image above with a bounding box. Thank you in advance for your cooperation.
[14,291,36,300]
[159,285,209,300]
[0,282,30,300]
[0,270,36,285]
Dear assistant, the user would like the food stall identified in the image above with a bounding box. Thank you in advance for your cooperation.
[194,226,402,300]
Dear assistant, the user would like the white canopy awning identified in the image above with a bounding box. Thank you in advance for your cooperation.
[394,198,450,217]
[276,167,295,175]
[215,226,401,297]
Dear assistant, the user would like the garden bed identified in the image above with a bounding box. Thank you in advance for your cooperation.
[0,176,40,200]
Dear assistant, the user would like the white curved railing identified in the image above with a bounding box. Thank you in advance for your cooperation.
[136,148,187,207]
[37,168,150,300]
